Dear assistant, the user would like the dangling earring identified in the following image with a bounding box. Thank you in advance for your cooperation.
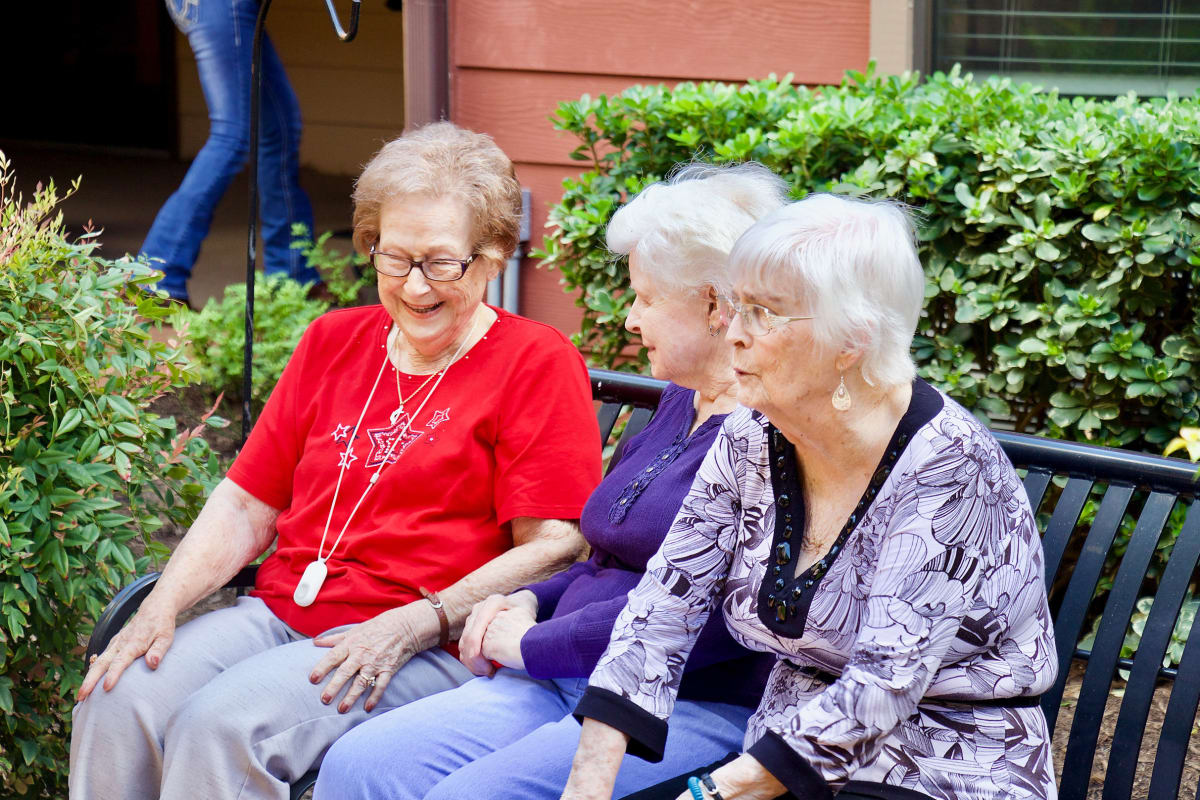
[832,374,852,411]
[707,324,720,337]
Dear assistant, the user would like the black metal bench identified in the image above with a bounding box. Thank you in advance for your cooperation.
[85,369,1200,799]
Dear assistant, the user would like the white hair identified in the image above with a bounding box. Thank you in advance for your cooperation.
[606,162,789,295]
[729,194,926,388]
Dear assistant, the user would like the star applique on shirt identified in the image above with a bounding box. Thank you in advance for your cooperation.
[337,449,359,469]
[331,423,353,443]
[428,408,450,429]
[363,413,424,468]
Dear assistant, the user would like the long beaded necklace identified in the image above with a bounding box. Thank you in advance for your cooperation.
[292,316,481,607]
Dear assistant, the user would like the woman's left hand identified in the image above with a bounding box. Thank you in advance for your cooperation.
[479,606,536,670]
[670,755,785,800]
[309,602,435,713]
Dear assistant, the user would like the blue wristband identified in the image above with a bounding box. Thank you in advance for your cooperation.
[686,775,706,800]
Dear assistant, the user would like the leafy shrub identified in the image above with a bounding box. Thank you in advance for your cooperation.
[185,273,328,403]
[1079,595,1197,676]
[290,223,374,306]
[0,153,224,796]
[536,66,1200,450]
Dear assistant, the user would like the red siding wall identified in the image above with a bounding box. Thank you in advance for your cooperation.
[449,0,871,334]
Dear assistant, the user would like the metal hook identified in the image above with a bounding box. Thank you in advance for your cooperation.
[324,0,361,42]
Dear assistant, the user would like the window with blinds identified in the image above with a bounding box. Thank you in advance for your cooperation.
[931,0,1200,97]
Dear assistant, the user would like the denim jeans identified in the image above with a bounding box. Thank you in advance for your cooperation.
[143,0,318,301]
[314,670,754,800]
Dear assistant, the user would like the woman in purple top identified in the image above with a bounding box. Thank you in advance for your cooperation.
[313,163,788,800]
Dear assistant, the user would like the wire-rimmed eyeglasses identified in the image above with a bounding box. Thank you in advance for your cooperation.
[717,294,813,336]
[369,245,478,282]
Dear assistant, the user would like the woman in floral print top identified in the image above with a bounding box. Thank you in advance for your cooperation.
[562,195,1058,800]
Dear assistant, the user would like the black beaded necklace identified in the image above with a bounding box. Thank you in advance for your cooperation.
[758,422,913,633]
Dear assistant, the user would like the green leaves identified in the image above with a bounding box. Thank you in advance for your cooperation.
[184,272,328,404]
[0,152,225,796]
[55,406,83,437]
[541,65,1200,447]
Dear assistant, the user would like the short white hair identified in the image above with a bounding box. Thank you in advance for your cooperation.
[729,194,926,388]
[606,162,789,294]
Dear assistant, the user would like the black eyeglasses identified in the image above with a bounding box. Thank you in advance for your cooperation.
[369,246,478,282]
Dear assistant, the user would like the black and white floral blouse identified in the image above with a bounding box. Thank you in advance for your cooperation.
[576,380,1058,800]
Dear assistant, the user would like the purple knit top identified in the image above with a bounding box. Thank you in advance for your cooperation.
[519,383,770,708]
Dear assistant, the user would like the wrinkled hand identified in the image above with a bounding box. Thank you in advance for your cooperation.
[670,755,785,800]
[459,590,538,676]
[480,606,536,671]
[77,601,177,702]
[309,604,430,713]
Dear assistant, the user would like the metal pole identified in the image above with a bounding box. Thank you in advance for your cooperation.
[501,188,532,314]
[241,0,361,445]
[242,0,273,445]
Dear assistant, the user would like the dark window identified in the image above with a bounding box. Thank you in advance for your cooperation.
[932,0,1200,96]
[2,0,176,151]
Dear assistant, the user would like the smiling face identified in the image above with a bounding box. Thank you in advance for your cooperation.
[376,193,500,362]
[625,254,723,388]
[726,281,841,419]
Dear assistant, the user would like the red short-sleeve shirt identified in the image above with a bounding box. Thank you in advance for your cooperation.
[226,305,601,637]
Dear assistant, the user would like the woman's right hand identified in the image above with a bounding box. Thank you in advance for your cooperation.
[458,590,538,676]
[76,601,177,702]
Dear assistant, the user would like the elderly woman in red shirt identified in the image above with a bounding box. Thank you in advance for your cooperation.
[70,123,601,800]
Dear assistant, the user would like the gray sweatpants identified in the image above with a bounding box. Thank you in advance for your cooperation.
[69,595,472,800]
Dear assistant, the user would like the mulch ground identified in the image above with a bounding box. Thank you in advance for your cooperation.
[137,387,1200,798]
[1053,660,1200,798]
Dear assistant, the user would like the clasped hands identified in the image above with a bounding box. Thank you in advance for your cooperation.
[310,589,536,712]
[458,589,538,677]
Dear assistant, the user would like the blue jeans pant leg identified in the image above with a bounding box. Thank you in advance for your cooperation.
[142,0,316,300]
[256,33,317,285]
[425,680,753,800]
[314,669,572,800]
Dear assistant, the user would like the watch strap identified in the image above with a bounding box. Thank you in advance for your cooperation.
[418,586,450,648]
[700,772,725,800]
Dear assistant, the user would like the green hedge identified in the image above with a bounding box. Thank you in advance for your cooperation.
[186,274,329,404]
[0,155,223,796]
[536,66,1200,450]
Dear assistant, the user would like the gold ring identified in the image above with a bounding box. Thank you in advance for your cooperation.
[89,654,98,665]
[358,673,377,688]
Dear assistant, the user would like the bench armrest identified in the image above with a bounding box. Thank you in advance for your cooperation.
[85,572,162,662]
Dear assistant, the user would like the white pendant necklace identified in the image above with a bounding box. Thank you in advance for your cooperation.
[293,317,480,607]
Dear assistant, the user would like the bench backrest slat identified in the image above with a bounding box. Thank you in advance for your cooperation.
[1147,557,1200,800]
[1022,468,1054,513]
[1047,484,1134,753]
[596,402,623,450]
[1087,491,1178,800]
[1129,500,1200,800]
[609,406,655,474]
[1040,477,1095,595]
